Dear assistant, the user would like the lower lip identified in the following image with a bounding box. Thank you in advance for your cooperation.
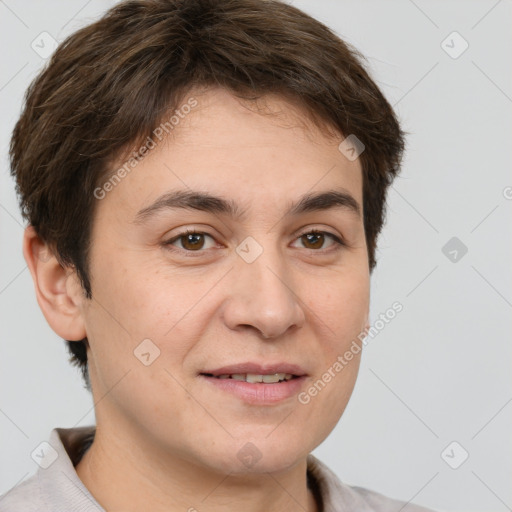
[200,375,307,404]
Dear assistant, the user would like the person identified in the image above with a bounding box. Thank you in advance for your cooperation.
[1,0,436,510]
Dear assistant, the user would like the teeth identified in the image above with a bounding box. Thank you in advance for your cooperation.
[262,373,284,383]
[246,373,264,383]
[214,373,293,383]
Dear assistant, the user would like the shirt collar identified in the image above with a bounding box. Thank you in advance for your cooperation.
[37,426,102,511]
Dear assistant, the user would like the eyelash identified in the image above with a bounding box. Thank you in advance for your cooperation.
[163,228,346,256]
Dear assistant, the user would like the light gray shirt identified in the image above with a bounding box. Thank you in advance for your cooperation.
[0,426,436,511]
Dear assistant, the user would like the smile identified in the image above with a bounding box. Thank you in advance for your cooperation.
[203,372,296,383]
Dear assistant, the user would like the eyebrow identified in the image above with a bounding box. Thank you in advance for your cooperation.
[133,188,361,224]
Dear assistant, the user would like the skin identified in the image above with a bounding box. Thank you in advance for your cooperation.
[24,87,370,512]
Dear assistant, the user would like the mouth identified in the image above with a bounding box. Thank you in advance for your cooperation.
[199,363,307,404]
[201,372,297,383]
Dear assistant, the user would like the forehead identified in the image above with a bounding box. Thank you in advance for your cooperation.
[97,87,363,221]
[164,87,344,158]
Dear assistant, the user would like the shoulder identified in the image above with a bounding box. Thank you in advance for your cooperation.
[0,425,97,512]
[344,484,436,512]
[307,454,437,512]
[0,473,44,512]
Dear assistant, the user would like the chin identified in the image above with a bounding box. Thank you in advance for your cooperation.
[199,433,311,476]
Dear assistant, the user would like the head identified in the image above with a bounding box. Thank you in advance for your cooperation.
[11,0,404,474]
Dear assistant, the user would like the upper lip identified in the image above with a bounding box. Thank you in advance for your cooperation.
[201,362,307,377]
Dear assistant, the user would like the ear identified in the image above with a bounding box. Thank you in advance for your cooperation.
[23,226,87,341]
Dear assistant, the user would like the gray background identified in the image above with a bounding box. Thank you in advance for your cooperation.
[1,1,511,511]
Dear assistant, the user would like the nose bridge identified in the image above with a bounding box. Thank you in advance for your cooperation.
[224,236,305,338]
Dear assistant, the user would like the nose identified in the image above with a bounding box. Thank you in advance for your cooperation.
[221,243,305,340]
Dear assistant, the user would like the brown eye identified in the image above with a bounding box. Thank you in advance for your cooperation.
[180,233,205,250]
[301,232,325,249]
[165,231,216,252]
[293,230,344,251]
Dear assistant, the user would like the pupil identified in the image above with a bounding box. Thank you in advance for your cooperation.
[184,233,203,249]
[305,233,323,248]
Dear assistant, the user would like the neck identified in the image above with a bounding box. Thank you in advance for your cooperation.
[75,425,318,512]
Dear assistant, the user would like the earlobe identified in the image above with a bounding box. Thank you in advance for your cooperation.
[23,226,87,341]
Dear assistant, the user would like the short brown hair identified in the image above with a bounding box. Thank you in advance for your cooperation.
[10,0,405,391]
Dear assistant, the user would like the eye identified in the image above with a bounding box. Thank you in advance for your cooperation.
[163,228,345,255]
[164,229,217,252]
[291,230,345,251]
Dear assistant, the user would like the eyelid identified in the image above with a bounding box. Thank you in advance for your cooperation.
[163,228,218,255]
[292,228,346,250]
[163,226,346,255]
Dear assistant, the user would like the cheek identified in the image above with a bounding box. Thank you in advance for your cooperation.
[313,274,369,347]
[304,272,368,413]
[88,250,187,336]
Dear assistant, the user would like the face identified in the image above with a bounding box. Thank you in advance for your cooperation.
[79,87,369,474]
